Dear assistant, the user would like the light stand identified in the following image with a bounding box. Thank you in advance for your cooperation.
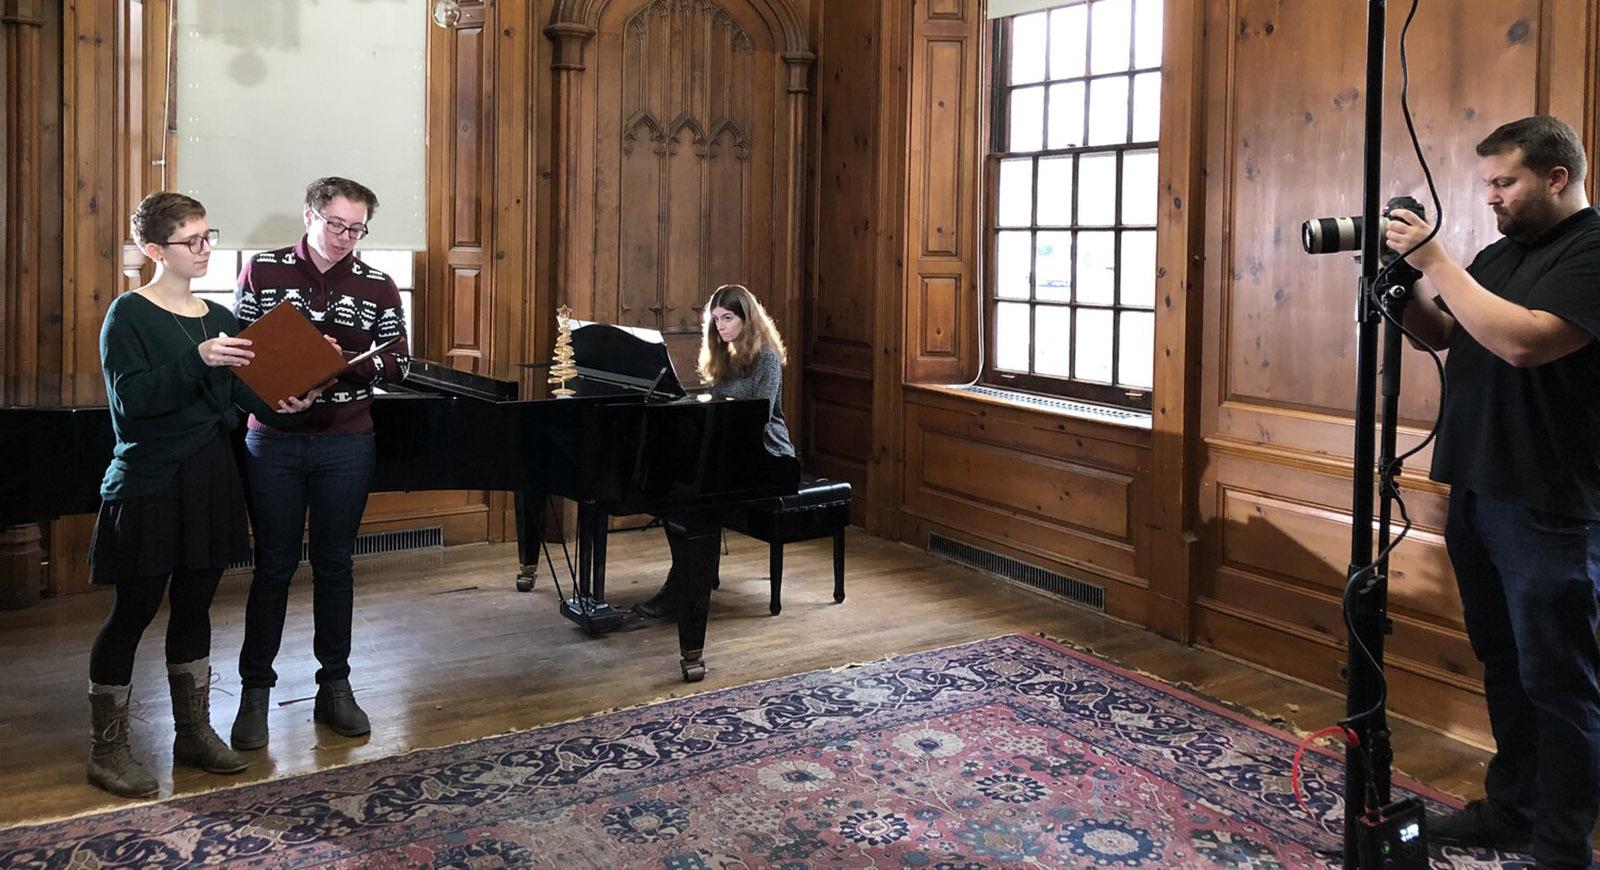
[1343,1,1428,866]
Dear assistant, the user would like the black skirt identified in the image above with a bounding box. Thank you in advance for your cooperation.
[89,429,249,586]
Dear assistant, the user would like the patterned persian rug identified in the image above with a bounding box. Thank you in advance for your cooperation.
[1,635,1529,868]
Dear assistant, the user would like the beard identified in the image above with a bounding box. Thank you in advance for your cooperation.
[1496,198,1560,242]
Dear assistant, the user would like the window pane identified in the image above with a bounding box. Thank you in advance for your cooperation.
[1077,153,1117,225]
[1134,0,1164,68]
[1118,310,1154,388]
[1131,71,1162,142]
[1090,0,1133,74]
[399,290,415,342]
[1035,231,1072,302]
[997,158,1033,227]
[1087,75,1130,146]
[1009,86,1045,152]
[192,249,240,292]
[194,290,235,311]
[995,231,1032,300]
[1048,4,1088,80]
[995,302,1031,371]
[1035,305,1072,376]
[1047,81,1086,149]
[1075,308,1114,382]
[1122,149,1159,225]
[1076,230,1115,305]
[358,250,415,289]
[1036,156,1074,226]
[1120,230,1157,307]
[1010,12,1048,85]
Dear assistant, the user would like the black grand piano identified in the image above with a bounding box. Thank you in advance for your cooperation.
[0,323,800,682]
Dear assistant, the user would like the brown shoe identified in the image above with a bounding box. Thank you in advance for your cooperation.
[87,683,159,798]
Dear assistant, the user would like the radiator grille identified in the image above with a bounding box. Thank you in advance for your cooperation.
[228,526,444,571]
[950,385,1150,424]
[929,532,1105,612]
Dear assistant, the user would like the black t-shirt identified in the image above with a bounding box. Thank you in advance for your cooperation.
[1431,206,1600,518]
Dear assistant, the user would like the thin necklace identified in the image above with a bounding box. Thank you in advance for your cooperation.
[166,299,207,346]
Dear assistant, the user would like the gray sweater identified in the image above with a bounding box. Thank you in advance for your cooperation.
[711,345,795,458]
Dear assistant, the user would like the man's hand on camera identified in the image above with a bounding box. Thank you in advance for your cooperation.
[1385,208,1446,271]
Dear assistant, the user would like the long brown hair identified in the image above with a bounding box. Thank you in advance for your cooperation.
[697,283,786,384]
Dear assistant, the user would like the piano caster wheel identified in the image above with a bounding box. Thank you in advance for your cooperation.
[515,570,536,592]
[680,657,706,682]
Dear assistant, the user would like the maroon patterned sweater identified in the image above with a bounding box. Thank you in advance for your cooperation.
[234,236,411,434]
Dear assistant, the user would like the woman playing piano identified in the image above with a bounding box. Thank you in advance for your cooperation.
[84,193,319,798]
[633,284,797,629]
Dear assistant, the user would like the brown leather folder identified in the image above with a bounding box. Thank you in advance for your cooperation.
[233,304,395,407]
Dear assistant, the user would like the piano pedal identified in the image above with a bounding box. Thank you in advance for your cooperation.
[680,655,706,683]
[560,597,626,634]
[515,566,537,592]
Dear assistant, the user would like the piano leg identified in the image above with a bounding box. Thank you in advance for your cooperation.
[513,491,545,592]
[667,511,722,682]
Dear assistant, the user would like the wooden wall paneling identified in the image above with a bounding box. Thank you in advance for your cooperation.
[899,390,1148,610]
[902,0,978,383]
[1143,0,1210,641]
[434,5,490,374]
[1194,0,1577,742]
[61,0,121,407]
[806,0,893,525]
[2,0,45,408]
[867,0,911,537]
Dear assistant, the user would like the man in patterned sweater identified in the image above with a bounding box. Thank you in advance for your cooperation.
[230,176,411,750]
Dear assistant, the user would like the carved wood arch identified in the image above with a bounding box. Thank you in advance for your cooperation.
[546,0,812,418]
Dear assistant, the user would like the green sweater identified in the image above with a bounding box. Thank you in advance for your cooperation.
[98,292,297,501]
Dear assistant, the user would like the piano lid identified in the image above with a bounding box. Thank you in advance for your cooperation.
[568,321,689,400]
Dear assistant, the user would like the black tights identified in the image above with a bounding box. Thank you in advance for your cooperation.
[88,568,223,686]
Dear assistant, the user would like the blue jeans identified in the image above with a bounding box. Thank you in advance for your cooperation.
[239,429,375,689]
[1445,488,1600,868]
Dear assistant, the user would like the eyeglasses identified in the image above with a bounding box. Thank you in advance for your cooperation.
[315,211,370,240]
[155,229,220,254]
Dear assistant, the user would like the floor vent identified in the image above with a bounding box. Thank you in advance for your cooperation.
[227,526,445,571]
[929,532,1105,612]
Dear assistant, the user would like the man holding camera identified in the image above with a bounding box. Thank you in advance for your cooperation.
[1387,115,1600,868]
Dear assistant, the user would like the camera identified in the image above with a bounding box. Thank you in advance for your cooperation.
[1301,195,1425,256]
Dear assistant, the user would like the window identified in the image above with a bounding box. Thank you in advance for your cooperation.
[193,250,418,344]
[987,0,1162,409]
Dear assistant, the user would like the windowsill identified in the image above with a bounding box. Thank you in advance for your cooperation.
[908,382,1154,431]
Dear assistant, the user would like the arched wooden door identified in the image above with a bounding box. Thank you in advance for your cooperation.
[548,0,811,382]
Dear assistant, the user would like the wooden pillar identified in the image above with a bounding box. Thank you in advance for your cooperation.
[779,50,814,454]
[545,21,595,322]
[2,0,46,608]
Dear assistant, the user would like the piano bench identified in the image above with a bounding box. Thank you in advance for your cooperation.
[722,478,852,615]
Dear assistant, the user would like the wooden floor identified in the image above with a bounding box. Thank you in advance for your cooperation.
[0,526,1492,828]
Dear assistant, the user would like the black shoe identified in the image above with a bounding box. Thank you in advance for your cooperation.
[313,680,371,737]
[1429,799,1532,853]
[631,591,681,622]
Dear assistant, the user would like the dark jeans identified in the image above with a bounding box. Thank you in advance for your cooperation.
[1445,488,1600,868]
[239,429,375,689]
[89,568,223,686]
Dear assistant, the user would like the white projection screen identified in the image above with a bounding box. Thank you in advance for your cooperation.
[173,0,426,250]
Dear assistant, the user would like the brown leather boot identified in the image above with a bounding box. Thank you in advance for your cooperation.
[87,683,159,798]
[168,659,248,775]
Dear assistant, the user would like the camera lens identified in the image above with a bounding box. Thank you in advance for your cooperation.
[1302,215,1364,255]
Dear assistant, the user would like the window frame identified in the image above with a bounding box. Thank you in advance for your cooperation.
[981,0,1161,411]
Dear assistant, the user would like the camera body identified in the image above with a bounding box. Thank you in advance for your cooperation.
[1301,196,1425,257]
